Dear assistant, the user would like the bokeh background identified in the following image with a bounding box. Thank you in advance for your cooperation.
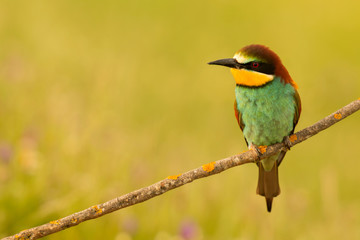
[1,0,360,239]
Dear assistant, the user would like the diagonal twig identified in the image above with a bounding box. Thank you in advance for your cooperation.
[3,98,360,240]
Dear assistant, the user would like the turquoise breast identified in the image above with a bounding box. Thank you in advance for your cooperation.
[235,77,296,146]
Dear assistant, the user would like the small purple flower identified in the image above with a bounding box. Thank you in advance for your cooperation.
[0,142,13,164]
[179,219,198,240]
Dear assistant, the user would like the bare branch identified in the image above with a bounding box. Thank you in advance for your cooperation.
[3,98,360,240]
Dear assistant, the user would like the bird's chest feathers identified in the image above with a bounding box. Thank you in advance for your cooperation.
[235,78,295,146]
[231,68,274,87]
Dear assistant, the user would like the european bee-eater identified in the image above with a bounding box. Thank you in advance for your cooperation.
[209,44,301,212]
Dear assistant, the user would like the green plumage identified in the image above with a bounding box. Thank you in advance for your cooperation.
[235,77,296,170]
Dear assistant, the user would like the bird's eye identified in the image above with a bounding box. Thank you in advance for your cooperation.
[252,62,259,68]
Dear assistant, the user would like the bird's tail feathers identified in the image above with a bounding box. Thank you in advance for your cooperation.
[256,161,280,212]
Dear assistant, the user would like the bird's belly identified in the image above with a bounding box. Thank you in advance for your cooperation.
[235,80,296,146]
[242,105,292,146]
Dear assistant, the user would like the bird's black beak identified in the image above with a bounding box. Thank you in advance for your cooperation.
[208,58,240,69]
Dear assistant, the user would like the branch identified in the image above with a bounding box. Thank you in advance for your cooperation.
[3,98,360,240]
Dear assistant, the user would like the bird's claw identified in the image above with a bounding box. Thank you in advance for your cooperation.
[282,136,292,151]
[250,144,267,164]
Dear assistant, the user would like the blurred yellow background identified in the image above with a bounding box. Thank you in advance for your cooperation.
[1,0,360,239]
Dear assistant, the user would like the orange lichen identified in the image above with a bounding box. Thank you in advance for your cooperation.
[71,218,78,224]
[289,134,297,143]
[202,162,216,172]
[50,220,60,225]
[334,113,342,120]
[92,205,103,214]
[258,145,267,154]
[167,174,181,180]
[15,232,29,240]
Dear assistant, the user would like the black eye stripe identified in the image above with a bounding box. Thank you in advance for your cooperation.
[240,61,275,75]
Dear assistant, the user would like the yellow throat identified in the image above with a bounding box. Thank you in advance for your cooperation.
[230,68,274,87]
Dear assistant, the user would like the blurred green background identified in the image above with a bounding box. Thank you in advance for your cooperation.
[1,0,360,239]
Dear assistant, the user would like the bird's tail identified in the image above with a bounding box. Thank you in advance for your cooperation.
[256,161,280,212]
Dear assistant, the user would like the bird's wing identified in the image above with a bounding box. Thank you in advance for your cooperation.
[292,89,302,132]
[278,89,302,166]
[234,100,248,146]
[234,100,245,131]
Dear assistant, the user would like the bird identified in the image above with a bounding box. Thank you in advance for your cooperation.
[208,44,301,212]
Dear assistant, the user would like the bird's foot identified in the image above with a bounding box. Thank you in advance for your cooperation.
[249,144,267,164]
[282,134,296,151]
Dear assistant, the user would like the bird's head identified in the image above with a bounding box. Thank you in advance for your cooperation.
[209,44,297,89]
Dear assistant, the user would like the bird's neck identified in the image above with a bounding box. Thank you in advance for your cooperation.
[231,68,274,87]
